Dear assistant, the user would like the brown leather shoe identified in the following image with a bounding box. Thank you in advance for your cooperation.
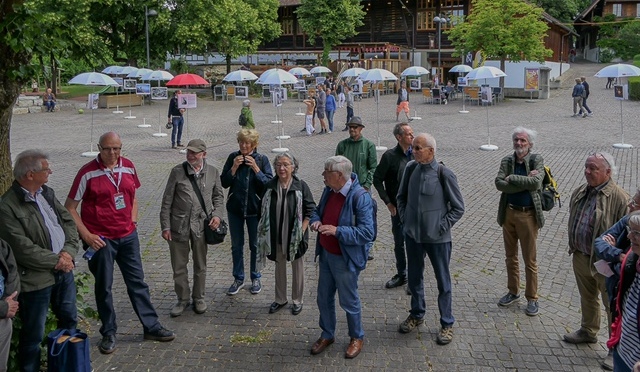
[345,338,363,359]
[310,337,334,355]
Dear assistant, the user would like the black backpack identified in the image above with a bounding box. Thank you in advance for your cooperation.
[238,112,247,126]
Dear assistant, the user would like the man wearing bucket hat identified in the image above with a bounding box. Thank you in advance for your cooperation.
[161,139,224,317]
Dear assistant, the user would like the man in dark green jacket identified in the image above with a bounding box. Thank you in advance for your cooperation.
[335,116,377,191]
[0,149,79,372]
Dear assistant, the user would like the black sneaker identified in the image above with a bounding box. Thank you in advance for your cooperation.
[98,335,116,354]
[385,274,407,289]
[144,327,175,342]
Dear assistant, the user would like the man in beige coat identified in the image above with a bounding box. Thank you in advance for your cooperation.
[160,139,224,316]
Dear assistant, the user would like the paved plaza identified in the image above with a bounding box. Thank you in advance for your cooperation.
[9,62,640,371]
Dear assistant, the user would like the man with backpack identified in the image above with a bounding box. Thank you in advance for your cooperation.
[494,127,546,317]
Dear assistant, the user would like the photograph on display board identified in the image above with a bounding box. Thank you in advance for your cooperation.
[614,85,624,99]
[457,77,467,87]
[351,84,360,93]
[315,76,326,86]
[178,93,197,109]
[235,86,248,99]
[151,87,168,100]
[524,68,540,91]
[294,80,305,90]
[136,83,151,95]
[124,79,136,90]
[87,94,99,110]
[409,79,421,90]
[272,88,283,107]
[481,85,492,103]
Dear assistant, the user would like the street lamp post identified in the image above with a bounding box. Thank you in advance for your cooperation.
[145,6,158,68]
[433,15,448,83]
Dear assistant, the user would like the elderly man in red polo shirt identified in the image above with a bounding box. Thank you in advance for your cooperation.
[65,131,175,355]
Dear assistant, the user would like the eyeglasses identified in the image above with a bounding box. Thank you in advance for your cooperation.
[275,163,292,169]
[413,146,433,151]
[99,146,121,152]
[627,226,640,237]
[590,152,610,168]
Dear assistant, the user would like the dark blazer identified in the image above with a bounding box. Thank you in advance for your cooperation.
[0,238,20,318]
[221,149,273,218]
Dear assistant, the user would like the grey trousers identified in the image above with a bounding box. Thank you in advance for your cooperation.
[274,246,304,306]
[0,317,12,372]
[169,232,208,302]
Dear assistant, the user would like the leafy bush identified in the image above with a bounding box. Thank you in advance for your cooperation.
[629,77,640,101]
[8,271,98,371]
[599,49,614,63]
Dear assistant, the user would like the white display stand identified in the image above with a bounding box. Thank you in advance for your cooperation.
[137,118,151,128]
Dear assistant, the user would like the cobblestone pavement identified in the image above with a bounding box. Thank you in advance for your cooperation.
[10,62,640,371]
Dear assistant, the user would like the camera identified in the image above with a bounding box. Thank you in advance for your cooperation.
[242,155,247,164]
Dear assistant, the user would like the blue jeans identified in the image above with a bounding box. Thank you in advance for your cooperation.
[346,106,354,125]
[88,230,161,336]
[406,237,454,327]
[228,212,261,282]
[171,116,184,146]
[614,348,632,372]
[45,101,55,112]
[326,109,335,131]
[317,250,364,340]
[18,271,77,372]
[391,213,407,277]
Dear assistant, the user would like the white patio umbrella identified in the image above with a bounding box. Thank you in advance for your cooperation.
[127,68,153,79]
[449,64,473,73]
[68,72,119,157]
[257,69,299,152]
[102,65,121,75]
[401,66,430,77]
[223,70,258,83]
[255,68,280,84]
[339,67,367,78]
[117,66,138,76]
[359,68,398,152]
[450,65,473,114]
[288,67,311,77]
[141,70,174,83]
[594,64,640,149]
[359,68,398,82]
[466,66,507,151]
[309,66,331,74]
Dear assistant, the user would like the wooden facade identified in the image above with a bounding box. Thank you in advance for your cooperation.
[262,0,574,71]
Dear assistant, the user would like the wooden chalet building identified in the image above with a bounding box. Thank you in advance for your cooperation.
[262,0,575,77]
[575,0,640,62]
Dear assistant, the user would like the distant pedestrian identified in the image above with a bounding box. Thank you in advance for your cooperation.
[579,77,593,117]
[168,90,185,148]
[325,88,336,133]
[42,88,56,112]
[316,85,328,134]
[337,81,346,108]
[606,77,615,89]
[396,81,411,122]
[342,85,354,131]
[571,78,586,118]
[303,93,316,136]
[240,100,255,129]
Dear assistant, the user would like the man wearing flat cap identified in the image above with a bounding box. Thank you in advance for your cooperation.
[160,139,224,317]
[335,117,377,192]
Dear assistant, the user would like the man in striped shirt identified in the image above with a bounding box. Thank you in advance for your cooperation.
[564,152,628,370]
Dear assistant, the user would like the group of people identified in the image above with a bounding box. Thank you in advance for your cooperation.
[571,76,594,118]
[300,82,355,136]
[494,126,640,371]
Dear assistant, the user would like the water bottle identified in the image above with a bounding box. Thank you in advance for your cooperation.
[83,236,104,261]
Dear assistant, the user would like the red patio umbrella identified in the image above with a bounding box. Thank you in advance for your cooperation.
[165,73,209,87]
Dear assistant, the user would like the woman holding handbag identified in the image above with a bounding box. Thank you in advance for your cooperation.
[257,153,316,315]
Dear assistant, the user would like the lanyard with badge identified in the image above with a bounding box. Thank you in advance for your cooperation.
[101,158,126,210]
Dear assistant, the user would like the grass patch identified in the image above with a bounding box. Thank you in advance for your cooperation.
[57,85,117,99]
[229,330,272,345]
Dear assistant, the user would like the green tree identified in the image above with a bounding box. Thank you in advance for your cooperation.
[0,0,103,193]
[598,18,640,61]
[296,0,366,66]
[172,0,280,73]
[447,0,552,87]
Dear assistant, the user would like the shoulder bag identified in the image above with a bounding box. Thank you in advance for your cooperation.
[182,162,227,245]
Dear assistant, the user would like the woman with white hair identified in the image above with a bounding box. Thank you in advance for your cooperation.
[240,99,255,129]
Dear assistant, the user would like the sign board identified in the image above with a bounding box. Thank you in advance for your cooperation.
[178,93,197,109]
[524,68,540,92]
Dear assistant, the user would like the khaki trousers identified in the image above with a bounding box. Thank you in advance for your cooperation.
[274,245,304,306]
[572,252,611,337]
[502,207,539,300]
[169,231,208,302]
